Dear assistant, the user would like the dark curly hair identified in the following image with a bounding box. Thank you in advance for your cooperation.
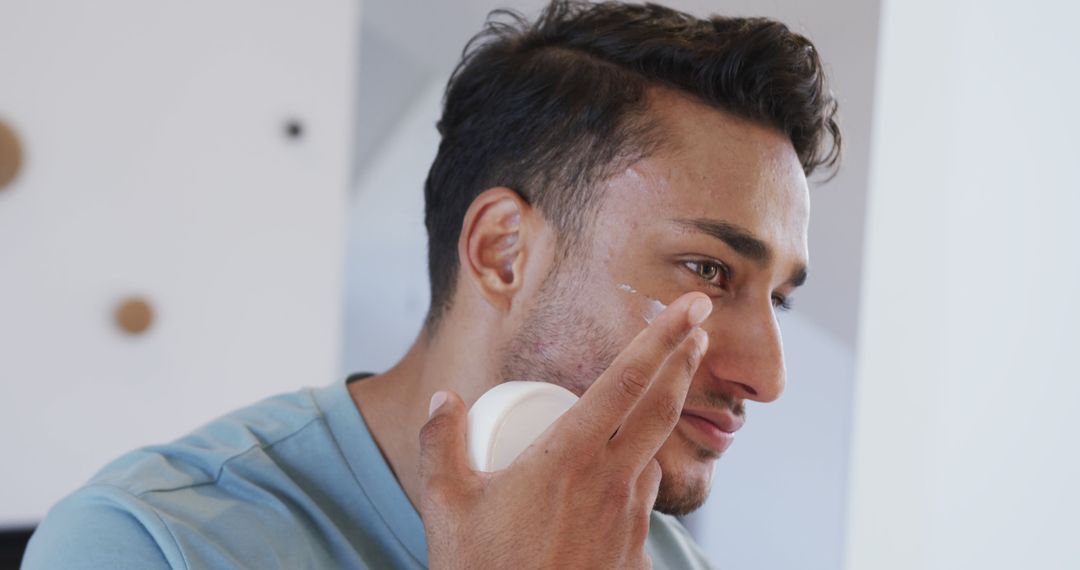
[423,0,841,326]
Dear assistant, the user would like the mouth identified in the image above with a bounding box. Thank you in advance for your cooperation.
[678,407,744,455]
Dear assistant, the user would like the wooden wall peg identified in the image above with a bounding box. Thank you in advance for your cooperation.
[115,297,155,335]
[0,118,22,191]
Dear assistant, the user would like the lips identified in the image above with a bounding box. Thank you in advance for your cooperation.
[682,407,744,434]
[678,407,744,454]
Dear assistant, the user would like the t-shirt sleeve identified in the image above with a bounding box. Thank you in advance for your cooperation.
[22,486,178,570]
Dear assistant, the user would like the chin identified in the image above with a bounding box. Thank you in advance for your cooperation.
[652,430,717,516]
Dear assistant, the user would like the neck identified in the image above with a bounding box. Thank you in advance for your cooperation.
[347,312,500,511]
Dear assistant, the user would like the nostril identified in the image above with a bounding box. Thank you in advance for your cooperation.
[739,383,758,397]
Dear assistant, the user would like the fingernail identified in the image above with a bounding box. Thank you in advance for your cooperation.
[428,391,448,418]
[688,296,713,326]
[693,328,710,354]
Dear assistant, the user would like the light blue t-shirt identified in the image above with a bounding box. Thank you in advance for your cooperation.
[24,376,714,569]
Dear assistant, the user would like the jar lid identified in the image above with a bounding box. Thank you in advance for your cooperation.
[467,381,579,472]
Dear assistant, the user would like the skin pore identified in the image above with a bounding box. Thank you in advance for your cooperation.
[350,86,810,518]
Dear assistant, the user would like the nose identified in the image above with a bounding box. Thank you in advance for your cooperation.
[698,297,786,403]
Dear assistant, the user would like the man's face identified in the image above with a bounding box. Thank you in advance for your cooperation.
[500,90,810,515]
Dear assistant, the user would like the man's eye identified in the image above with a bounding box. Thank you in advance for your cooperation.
[686,260,729,288]
[772,294,794,312]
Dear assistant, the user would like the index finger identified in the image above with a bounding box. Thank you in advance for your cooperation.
[556,291,713,443]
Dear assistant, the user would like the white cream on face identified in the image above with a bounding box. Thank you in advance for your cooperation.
[617,283,668,324]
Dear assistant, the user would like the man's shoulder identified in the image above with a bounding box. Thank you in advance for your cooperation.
[92,387,325,495]
[647,511,718,570]
[24,477,336,569]
[23,483,178,569]
[24,387,349,569]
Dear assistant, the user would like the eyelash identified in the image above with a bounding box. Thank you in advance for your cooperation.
[683,259,794,312]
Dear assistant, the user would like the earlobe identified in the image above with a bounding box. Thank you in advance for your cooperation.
[459,188,531,311]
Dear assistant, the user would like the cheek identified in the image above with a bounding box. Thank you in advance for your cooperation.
[579,266,654,341]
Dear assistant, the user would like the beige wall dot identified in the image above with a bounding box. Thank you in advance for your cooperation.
[0,118,23,191]
[115,297,154,335]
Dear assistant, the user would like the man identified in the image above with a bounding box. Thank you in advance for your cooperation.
[25,1,840,568]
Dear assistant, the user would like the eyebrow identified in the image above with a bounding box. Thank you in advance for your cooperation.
[674,217,808,288]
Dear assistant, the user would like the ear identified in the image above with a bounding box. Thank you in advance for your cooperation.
[458,187,532,313]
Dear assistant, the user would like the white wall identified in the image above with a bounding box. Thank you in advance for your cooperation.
[0,0,357,527]
[845,1,1080,568]
[342,79,441,375]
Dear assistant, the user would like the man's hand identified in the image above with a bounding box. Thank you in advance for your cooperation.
[418,292,713,569]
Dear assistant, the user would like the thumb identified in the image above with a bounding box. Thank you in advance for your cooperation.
[418,390,472,487]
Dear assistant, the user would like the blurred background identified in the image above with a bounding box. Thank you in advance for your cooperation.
[1,0,1077,568]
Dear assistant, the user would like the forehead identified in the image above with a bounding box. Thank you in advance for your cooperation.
[599,88,810,260]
